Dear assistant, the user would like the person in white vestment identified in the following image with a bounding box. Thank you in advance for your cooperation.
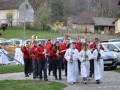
[64,42,79,85]
[0,45,10,65]
[14,46,24,65]
[93,42,105,84]
[78,42,91,84]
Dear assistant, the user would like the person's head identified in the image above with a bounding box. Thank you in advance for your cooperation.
[76,38,80,43]
[55,41,60,47]
[70,42,76,49]
[94,38,99,44]
[26,41,31,48]
[33,40,37,46]
[41,40,45,46]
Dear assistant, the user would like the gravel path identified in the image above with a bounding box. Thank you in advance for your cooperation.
[0,71,120,90]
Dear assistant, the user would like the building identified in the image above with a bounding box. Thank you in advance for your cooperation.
[93,17,115,34]
[0,0,34,26]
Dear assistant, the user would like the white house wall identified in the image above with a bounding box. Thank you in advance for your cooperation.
[18,1,34,23]
[0,9,19,26]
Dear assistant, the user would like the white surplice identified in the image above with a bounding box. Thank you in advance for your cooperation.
[14,48,24,65]
[78,49,91,78]
[64,48,79,83]
[93,49,105,80]
[0,49,10,65]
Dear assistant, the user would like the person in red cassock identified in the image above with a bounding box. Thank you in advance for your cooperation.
[75,38,82,74]
[49,41,62,80]
[60,39,70,76]
[45,38,54,76]
[22,41,31,77]
[35,40,48,81]
[30,40,38,79]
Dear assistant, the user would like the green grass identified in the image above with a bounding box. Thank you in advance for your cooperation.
[0,65,24,74]
[113,67,120,73]
[0,80,66,90]
[0,28,62,39]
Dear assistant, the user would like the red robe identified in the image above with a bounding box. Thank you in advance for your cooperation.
[90,42,104,50]
[30,46,37,60]
[21,46,31,59]
[35,45,46,60]
[75,42,81,52]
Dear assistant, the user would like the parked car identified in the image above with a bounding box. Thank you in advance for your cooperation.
[22,39,47,45]
[3,40,17,52]
[100,38,120,43]
[102,42,120,64]
[102,45,118,69]
[10,38,23,46]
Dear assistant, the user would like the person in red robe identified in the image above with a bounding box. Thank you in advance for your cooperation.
[30,40,38,79]
[22,41,31,77]
[60,39,70,76]
[35,40,48,81]
[49,41,62,80]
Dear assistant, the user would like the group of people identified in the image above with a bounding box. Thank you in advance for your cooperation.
[15,35,105,85]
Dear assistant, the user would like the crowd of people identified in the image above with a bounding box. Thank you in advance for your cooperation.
[0,35,105,85]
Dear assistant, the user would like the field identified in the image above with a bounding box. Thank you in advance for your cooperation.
[0,65,24,74]
[0,80,66,90]
[0,28,62,39]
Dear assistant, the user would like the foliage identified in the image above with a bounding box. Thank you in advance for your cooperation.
[52,21,63,31]
[34,2,51,31]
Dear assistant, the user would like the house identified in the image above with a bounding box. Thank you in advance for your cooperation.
[67,12,95,33]
[67,16,115,34]
[113,19,120,33]
[93,17,115,34]
[0,0,34,26]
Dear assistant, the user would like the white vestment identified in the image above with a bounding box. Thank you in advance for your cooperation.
[79,50,91,78]
[64,48,79,83]
[93,49,105,80]
[14,48,24,65]
[0,49,10,65]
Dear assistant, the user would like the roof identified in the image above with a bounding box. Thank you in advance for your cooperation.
[0,0,24,10]
[71,11,95,25]
[93,17,115,26]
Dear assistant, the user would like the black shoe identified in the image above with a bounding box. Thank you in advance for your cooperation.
[84,81,87,85]
[55,77,58,80]
[59,78,62,80]
[44,78,48,81]
[25,74,29,77]
[48,72,51,76]
[33,77,36,79]
[96,80,100,84]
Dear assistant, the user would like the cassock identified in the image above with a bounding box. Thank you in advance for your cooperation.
[0,49,10,65]
[78,50,91,78]
[14,48,24,65]
[93,49,105,81]
[64,48,79,83]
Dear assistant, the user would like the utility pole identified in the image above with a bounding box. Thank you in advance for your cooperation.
[23,0,27,40]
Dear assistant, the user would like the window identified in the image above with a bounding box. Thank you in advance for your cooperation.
[26,4,29,9]
[108,44,118,51]
[6,13,13,20]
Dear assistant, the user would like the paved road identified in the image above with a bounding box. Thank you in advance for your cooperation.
[0,71,120,90]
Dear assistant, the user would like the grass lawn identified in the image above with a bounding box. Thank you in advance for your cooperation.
[113,67,120,73]
[0,80,66,90]
[0,65,24,74]
[0,28,62,39]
